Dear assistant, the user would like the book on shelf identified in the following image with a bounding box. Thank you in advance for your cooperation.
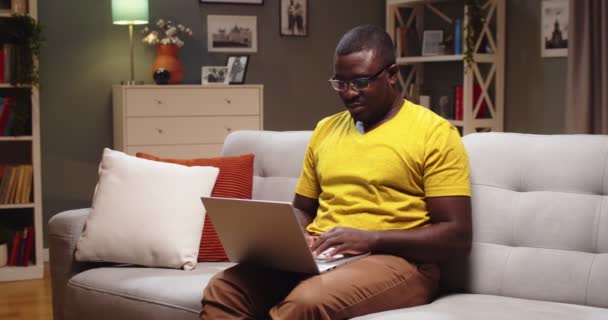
[2,45,12,84]
[0,166,8,203]
[0,45,4,83]
[454,19,462,55]
[0,96,25,136]
[396,26,421,57]
[4,226,34,267]
[451,83,487,121]
[8,230,19,266]
[454,85,463,120]
[16,227,26,265]
[21,165,32,203]
[0,96,11,135]
[21,225,34,266]
[0,164,33,204]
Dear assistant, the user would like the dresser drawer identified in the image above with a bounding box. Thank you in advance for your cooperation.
[126,116,261,145]
[126,144,224,159]
[125,87,261,117]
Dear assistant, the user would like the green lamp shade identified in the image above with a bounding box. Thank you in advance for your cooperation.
[112,0,149,25]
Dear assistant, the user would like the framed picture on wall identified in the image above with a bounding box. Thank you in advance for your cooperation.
[207,15,258,52]
[280,0,308,37]
[0,0,26,14]
[226,55,249,84]
[0,0,10,12]
[541,0,568,57]
[200,0,263,4]
[421,30,443,56]
[202,66,230,85]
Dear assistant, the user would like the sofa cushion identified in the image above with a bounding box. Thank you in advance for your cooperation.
[67,263,235,319]
[352,294,608,320]
[136,152,254,262]
[221,130,312,202]
[74,148,219,270]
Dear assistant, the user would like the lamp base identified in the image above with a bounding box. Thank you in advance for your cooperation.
[120,80,145,85]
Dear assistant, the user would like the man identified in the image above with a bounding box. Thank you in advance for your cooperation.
[287,0,296,35]
[200,24,471,320]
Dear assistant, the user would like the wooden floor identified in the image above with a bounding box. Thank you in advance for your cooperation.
[0,263,53,320]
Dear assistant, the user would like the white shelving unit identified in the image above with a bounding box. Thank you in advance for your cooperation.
[387,0,505,135]
[0,0,43,282]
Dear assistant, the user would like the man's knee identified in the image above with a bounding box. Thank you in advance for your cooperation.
[270,288,330,319]
[203,270,242,302]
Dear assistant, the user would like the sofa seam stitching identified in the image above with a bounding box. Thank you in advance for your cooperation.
[584,254,597,305]
[594,199,603,253]
[68,281,198,314]
[48,235,74,241]
[472,182,603,197]
[471,241,600,255]
[600,139,608,196]
[498,246,514,296]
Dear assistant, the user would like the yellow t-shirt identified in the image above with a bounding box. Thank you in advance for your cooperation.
[295,100,471,236]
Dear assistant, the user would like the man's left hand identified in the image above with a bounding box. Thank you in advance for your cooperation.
[310,227,379,257]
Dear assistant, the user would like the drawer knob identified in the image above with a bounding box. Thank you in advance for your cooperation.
[155,128,164,134]
[224,98,232,104]
[226,127,232,132]
[154,99,163,105]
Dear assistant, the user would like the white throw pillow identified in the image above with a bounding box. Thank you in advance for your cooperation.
[75,148,219,270]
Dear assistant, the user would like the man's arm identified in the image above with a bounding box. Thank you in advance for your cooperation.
[310,196,472,263]
[292,193,318,233]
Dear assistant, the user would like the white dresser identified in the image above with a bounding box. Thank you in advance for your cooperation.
[112,85,263,158]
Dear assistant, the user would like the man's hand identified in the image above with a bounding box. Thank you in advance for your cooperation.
[310,227,379,257]
[304,234,317,247]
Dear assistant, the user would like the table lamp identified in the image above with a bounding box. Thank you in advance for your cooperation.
[112,0,149,85]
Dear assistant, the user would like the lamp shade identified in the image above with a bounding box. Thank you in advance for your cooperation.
[112,0,149,25]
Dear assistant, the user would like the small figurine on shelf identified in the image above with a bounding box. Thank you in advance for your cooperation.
[141,19,193,84]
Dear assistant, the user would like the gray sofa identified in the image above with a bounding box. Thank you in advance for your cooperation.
[49,130,608,320]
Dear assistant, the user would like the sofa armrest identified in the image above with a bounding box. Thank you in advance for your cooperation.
[48,208,93,320]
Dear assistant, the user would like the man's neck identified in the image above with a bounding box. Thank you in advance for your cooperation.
[360,97,403,133]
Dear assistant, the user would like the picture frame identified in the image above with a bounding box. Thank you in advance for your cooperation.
[225,55,249,84]
[541,0,568,58]
[0,0,10,12]
[202,66,230,85]
[207,15,257,53]
[421,30,443,56]
[200,0,263,4]
[0,0,27,14]
[280,0,308,37]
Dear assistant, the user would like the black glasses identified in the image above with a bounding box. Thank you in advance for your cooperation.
[328,64,391,92]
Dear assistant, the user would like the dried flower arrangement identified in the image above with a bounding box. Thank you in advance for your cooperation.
[141,19,193,48]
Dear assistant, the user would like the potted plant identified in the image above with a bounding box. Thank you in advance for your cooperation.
[3,14,44,86]
[464,0,486,70]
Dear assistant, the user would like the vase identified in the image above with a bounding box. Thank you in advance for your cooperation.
[151,44,184,85]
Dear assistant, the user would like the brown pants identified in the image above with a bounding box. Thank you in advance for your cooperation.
[200,255,439,320]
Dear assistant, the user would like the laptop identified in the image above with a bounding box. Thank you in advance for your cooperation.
[201,196,369,274]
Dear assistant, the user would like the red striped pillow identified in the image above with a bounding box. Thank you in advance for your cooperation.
[136,152,254,262]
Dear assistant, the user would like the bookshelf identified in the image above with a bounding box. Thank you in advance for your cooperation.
[0,0,43,281]
[386,0,505,135]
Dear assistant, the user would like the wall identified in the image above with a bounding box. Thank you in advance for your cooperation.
[38,0,384,245]
[505,0,567,133]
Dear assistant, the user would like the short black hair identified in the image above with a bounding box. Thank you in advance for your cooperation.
[335,24,396,66]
